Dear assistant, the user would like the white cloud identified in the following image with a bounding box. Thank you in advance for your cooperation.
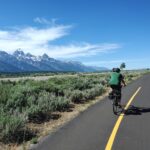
[0,24,72,54]
[0,18,121,58]
[34,17,58,26]
[44,43,120,58]
[84,59,147,66]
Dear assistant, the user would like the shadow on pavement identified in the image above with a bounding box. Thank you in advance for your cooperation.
[124,105,150,115]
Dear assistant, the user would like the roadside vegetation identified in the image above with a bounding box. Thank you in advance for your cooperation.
[0,70,149,146]
[0,71,78,78]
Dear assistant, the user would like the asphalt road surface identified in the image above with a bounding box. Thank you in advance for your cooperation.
[31,74,150,150]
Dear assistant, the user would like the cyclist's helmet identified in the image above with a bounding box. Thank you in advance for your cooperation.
[112,68,120,73]
[116,68,121,73]
[112,68,116,72]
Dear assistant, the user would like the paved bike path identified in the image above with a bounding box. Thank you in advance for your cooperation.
[31,74,150,150]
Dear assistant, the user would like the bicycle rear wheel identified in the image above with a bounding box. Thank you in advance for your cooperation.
[113,98,119,115]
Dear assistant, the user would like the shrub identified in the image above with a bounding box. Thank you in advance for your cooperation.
[81,84,106,101]
[50,96,70,111]
[26,91,70,121]
[26,91,54,121]
[0,82,13,105]
[69,90,84,103]
[26,105,45,122]
[94,84,106,96]
[0,113,25,143]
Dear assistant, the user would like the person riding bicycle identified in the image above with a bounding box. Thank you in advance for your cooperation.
[109,68,126,105]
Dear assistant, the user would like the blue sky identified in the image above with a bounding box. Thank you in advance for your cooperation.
[0,0,150,69]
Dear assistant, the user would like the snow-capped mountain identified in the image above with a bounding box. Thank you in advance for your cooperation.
[0,50,108,72]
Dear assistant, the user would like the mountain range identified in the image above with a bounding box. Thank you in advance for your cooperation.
[0,50,108,72]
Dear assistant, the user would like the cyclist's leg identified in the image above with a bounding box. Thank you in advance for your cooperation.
[111,85,116,93]
[109,85,115,99]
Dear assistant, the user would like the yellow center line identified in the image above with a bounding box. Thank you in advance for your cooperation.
[105,87,141,150]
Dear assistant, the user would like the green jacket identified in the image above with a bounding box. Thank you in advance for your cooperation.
[109,72,122,85]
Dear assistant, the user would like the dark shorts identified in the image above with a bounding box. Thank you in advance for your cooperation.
[110,85,122,100]
[110,85,121,92]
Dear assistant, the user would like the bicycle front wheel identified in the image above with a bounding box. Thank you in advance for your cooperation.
[113,98,123,115]
[112,98,120,115]
[113,103,118,115]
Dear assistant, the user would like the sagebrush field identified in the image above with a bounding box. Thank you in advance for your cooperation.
[0,70,148,145]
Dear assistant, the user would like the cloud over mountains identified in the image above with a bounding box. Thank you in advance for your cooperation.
[0,18,121,58]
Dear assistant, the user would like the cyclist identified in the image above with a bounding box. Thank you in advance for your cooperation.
[108,68,126,106]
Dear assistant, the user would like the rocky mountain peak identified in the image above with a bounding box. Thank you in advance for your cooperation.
[0,50,108,72]
[13,49,25,57]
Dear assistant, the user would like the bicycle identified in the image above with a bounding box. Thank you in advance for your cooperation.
[109,89,123,115]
